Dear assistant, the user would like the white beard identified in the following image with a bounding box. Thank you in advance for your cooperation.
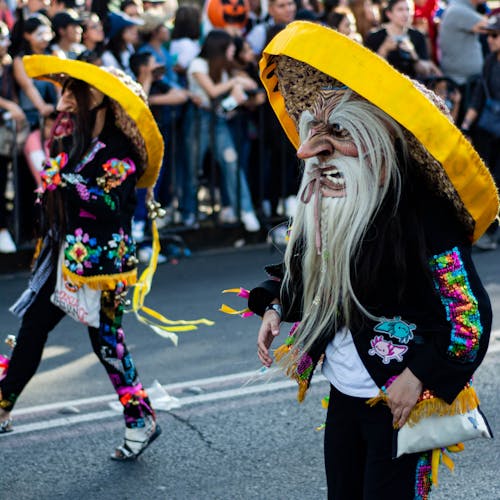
[283,153,394,356]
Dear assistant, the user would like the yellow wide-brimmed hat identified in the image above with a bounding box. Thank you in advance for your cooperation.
[259,21,499,242]
[23,55,163,189]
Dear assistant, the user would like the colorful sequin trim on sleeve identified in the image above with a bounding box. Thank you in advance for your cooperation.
[428,247,482,362]
[414,451,432,500]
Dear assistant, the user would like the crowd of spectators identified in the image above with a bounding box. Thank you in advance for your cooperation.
[0,0,499,257]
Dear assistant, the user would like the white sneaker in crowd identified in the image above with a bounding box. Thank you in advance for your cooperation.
[155,211,171,230]
[132,220,146,242]
[284,195,298,217]
[138,246,167,264]
[0,229,16,253]
[241,211,261,232]
[219,206,238,224]
[183,213,200,229]
[474,233,498,251]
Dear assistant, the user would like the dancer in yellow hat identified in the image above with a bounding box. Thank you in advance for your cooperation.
[0,56,163,460]
[249,21,498,499]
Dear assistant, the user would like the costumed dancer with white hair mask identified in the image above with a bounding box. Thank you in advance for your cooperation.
[248,22,498,499]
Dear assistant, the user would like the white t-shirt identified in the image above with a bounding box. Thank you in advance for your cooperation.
[322,327,379,398]
[187,57,229,109]
[169,38,200,70]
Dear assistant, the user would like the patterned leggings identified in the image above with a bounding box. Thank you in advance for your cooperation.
[0,271,153,428]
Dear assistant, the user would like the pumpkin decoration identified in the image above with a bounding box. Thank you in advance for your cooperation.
[206,0,249,29]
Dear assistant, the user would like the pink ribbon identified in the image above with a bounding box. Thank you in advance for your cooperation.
[300,164,341,255]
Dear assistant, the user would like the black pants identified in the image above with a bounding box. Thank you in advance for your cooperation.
[324,385,432,500]
[0,271,153,428]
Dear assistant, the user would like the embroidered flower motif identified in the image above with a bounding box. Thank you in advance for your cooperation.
[107,228,136,271]
[65,228,102,275]
[40,153,68,192]
[97,158,136,192]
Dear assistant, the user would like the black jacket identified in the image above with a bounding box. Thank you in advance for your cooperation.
[249,192,492,404]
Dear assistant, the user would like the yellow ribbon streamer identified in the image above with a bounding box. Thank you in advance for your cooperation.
[219,288,252,316]
[219,304,251,315]
[431,444,463,487]
[129,220,214,344]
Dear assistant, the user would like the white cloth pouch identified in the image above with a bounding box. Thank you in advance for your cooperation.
[393,406,493,458]
[50,247,101,328]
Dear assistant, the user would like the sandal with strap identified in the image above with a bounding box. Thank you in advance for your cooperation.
[111,415,162,461]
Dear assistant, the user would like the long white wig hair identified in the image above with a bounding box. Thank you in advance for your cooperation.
[281,90,407,362]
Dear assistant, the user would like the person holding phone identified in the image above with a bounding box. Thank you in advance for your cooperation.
[365,0,439,77]
[185,30,261,231]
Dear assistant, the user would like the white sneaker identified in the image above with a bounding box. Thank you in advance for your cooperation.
[155,210,171,230]
[138,246,168,264]
[284,195,298,217]
[474,234,497,251]
[241,211,261,232]
[219,206,238,224]
[132,220,146,242]
[0,229,16,253]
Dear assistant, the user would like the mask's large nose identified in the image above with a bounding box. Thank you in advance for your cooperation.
[296,132,335,160]
[56,91,73,113]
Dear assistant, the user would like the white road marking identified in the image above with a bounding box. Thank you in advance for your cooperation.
[13,368,275,416]
[41,346,71,360]
[3,328,498,437]
[3,378,312,436]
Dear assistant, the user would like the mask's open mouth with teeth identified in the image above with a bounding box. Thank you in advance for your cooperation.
[322,167,346,197]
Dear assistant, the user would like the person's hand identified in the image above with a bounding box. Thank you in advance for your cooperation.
[257,305,281,367]
[378,36,398,58]
[385,367,423,429]
[234,75,257,91]
[4,102,26,122]
[40,103,55,117]
[188,92,203,107]
[398,37,418,60]
[244,90,267,110]
[230,83,249,106]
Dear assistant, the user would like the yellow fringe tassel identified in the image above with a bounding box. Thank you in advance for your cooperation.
[367,385,479,427]
[273,343,291,363]
[297,380,308,402]
[62,266,137,290]
[272,343,310,403]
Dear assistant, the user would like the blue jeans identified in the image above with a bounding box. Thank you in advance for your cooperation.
[183,106,255,217]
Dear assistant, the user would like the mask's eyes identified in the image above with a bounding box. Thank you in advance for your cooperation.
[330,122,350,139]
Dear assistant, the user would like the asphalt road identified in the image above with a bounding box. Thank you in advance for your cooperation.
[0,243,499,500]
